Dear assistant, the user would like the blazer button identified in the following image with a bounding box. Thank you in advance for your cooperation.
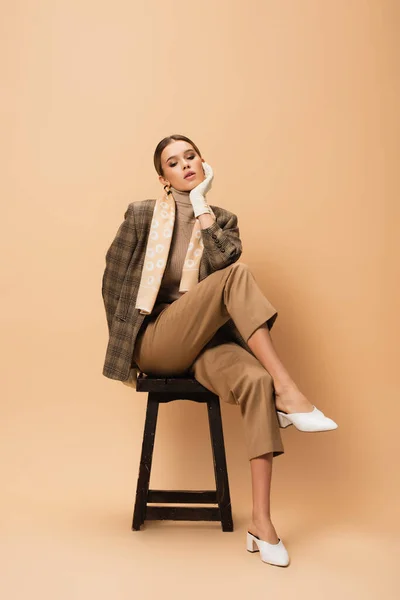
[212,234,217,239]
[221,248,225,252]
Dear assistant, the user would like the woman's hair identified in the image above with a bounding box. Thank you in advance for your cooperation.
[153,134,202,177]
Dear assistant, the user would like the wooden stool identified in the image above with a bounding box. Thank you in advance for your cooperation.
[132,372,234,532]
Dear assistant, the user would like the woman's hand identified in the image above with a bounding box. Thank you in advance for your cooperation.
[189,162,214,218]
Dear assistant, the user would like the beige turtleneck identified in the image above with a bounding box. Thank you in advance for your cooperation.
[149,185,196,318]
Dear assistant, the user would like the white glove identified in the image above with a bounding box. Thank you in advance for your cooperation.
[189,162,214,218]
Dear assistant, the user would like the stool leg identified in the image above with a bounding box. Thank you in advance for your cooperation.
[207,396,234,532]
[132,394,159,531]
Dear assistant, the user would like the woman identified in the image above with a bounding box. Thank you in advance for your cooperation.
[101,134,338,567]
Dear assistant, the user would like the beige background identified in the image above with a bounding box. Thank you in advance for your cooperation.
[1,0,399,597]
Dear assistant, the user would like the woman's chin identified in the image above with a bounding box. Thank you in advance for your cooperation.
[181,180,197,190]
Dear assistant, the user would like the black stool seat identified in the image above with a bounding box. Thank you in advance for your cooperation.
[132,372,234,532]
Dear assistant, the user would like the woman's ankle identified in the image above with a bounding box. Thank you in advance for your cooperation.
[274,384,314,413]
[251,513,273,526]
[249,516,279,543]
[273,379,298,396]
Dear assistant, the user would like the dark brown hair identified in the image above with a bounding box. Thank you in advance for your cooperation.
[153,134,202,177]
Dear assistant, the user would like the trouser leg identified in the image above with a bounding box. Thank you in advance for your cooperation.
[132,262,278,375]
[192,339,284,460]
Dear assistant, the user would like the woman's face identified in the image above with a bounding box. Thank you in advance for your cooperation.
[159,140,205,191]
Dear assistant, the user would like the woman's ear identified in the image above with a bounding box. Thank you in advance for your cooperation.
[159,175,169,186]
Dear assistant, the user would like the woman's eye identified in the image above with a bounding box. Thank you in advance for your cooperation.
[169,155,195,168]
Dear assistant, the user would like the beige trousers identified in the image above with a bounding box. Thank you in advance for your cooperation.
[132,262,284,460]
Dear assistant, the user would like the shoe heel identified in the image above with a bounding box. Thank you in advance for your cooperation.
[277,411,292,428]
[246,532,259,552]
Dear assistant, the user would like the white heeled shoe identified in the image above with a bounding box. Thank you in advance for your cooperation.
[246,531,290,567]
[276,405,338,432]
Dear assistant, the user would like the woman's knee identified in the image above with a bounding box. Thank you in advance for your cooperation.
[222,261,252,295]
[228,261,250,273]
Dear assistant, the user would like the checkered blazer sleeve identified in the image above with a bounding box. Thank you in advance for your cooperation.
[101,203,137,332]
[201,208,243,270]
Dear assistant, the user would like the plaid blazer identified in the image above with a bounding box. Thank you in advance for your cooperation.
[101,198,253,384]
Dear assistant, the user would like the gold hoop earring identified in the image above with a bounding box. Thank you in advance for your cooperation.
[164,183,172,195]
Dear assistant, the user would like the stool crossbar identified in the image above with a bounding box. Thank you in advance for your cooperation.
[132,372,234,532]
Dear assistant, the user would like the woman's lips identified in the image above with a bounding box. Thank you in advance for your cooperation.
[184,173,196,180]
